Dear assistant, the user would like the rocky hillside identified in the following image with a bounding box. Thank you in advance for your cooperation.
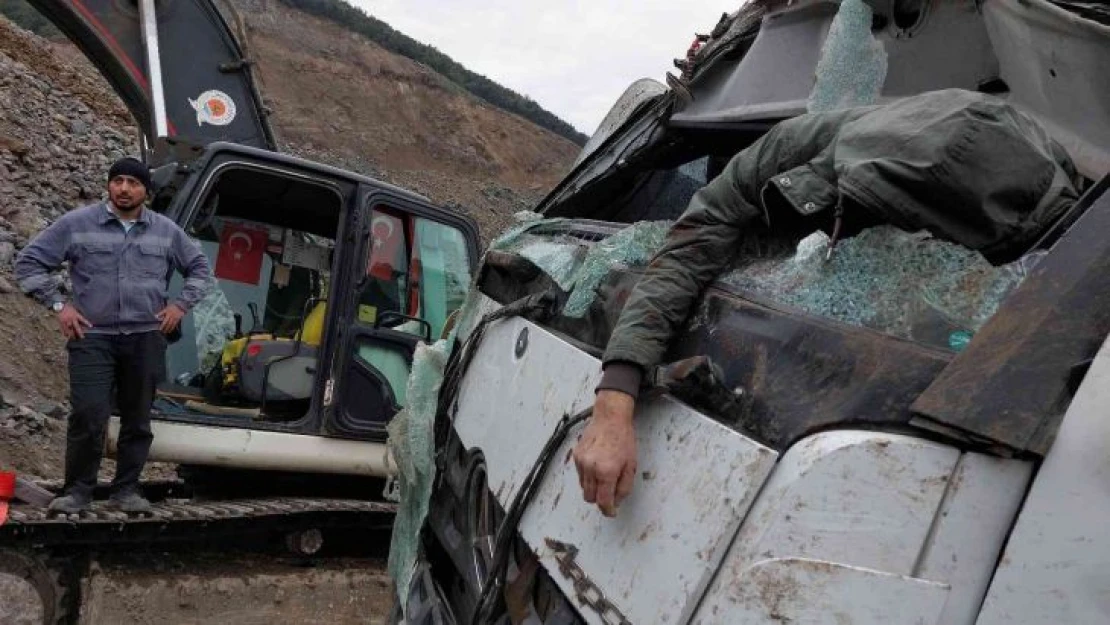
[0,1,581,478]
[233,0,579,236]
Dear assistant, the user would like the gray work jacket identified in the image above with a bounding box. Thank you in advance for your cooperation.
[15,202,211,335]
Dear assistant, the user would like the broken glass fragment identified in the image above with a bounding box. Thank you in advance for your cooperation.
[562,221,672,317]
[386,338,451,616]
[720,226,1028,349]
[490,219,672,318]
[191,276,237,372]
[808,0,888,113]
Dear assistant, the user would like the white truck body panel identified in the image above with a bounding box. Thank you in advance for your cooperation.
[977,336,1110,625]
[453,299,1037,624]
[710,431,961,576]
[453,314,778,625]
[696,558,949,625]
[916,454,1033,625]
[693,434,1031,624]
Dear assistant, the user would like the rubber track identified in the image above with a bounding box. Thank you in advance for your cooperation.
[0,496,397,547]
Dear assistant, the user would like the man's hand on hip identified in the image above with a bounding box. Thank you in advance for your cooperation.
[57,304,93,340]
[156,304,186,334]
[573,389,638,518]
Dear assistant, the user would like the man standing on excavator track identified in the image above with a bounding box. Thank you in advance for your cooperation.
[14,157,211,515]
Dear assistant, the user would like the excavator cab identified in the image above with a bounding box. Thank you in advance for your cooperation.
[151,153,477,438]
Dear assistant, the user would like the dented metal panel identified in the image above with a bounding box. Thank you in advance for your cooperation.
[669,289,953,448]
[672,1,998,125]
[692,557,945,625]
[572,79,668,169]
[672,0,1110,178]
[983,0,1110,177]
[452,314,777,625]
[715,432,958,576]
[915,453,1033,625]
[674,2,836,123]
[693,558,949,625]
[693,431,960,622]
[976,334,1110,625]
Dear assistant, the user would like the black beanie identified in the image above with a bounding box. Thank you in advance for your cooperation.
[107,157,153,193]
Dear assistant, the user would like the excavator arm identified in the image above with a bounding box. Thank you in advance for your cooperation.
[26,0,277,164]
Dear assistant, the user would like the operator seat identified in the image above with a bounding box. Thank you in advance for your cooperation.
[240,301,327,403]
[218,301,327,404]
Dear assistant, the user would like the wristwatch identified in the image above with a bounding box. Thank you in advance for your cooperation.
[51,301,65,313]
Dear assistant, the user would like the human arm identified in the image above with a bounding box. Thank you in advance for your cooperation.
[158,227,212,333]
[14,216,72,309]
[13,217,93,338]
[169,227,212,313]
[573,148,769,517]
[573,108,871,516]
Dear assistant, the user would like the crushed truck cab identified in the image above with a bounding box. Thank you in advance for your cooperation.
[401,1,1110,624]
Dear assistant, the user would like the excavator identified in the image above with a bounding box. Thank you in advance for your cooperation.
[0,0,479,619]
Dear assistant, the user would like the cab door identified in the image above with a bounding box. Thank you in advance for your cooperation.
[327,189,479,439]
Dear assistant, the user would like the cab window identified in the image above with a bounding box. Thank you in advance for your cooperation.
[353,207,473,408]
[359,207,472,340]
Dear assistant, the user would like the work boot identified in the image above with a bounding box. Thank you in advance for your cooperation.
[109,490,152,514]
[47,493,91,515]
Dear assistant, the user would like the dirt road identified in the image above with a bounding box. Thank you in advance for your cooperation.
[80,553,393,624]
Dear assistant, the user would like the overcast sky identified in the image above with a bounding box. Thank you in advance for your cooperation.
[351,1,741,136]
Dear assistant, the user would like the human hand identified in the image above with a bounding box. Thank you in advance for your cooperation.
[156,304,186,334]
[573,390,638,518]
[57,304,92,340]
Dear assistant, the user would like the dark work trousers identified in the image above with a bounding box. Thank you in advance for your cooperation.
[65,331,166,499]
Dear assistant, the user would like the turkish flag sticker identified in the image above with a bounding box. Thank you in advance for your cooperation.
[215,223,268,285]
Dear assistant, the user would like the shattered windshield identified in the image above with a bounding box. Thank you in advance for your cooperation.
[492,218,673,318]
[721,226,1034,351]
[496,218,1033,353]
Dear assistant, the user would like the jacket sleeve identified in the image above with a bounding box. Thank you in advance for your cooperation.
[600,110,856,374]
[600,149,768,372]
[170,227,212,312]
[14,216,72,307]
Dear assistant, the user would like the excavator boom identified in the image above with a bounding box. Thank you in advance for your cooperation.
[25,0,276,163]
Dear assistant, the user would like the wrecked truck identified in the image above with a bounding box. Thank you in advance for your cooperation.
[393,1,1110,624]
